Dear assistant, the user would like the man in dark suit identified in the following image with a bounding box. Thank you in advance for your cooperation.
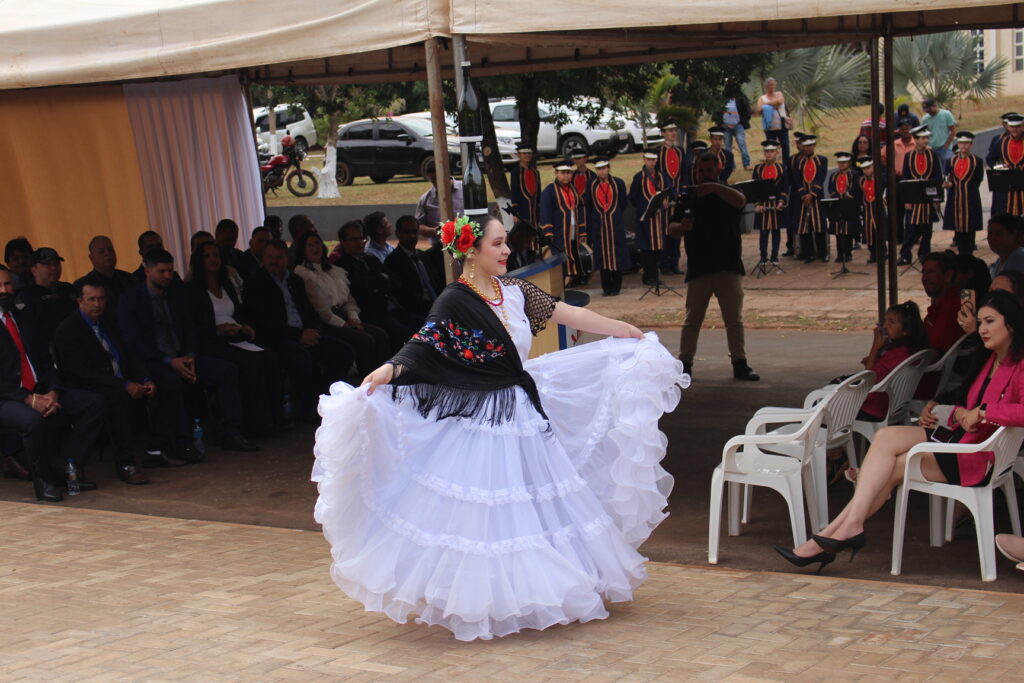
[15,247,78,344]
[0,266,107,501]
[54,277,175,484]
[215,219,247,271]
[245,240,355,423]
[73,235,138,321]
[118,248,257,454]
[384,215,438,317]
[235,226,270,281]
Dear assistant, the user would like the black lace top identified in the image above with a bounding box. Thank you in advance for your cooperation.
[499,276,560,335]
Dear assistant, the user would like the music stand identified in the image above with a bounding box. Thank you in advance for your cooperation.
[987,168,1024,193]
[821,197,866,278]
[737,180,787,276]
[897,179,943,273]
[641,189,675,222]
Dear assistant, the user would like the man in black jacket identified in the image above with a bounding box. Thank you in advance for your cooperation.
[118,248,256,454]
[54,277,175,484]
[0,266,107,501]
[245,240,354,422]
[15,247,78,344]
[73,236,138,317]
[385,215,438,318]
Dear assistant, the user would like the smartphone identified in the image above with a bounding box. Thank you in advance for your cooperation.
[960,288,976,315]
[930,426,957,443]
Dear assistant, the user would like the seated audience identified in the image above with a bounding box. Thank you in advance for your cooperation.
[16,248,78,343]
[74,235,137,317]
[190,230,214,256]
[118,248,257,454]
[215,218,246,270]
[236,226,270,281]
[244,240,355,422]
[507,221,539,271]
[384,214,438,316]
[54,278,160,485]
[922,251,962,353]
[953,251,991,300]
[292,231,390,376]
[987,213,1024,279]
[187,242,278,435]
[131,230,183,287]
[0,266,107,502]
[287,214,316,267]
[4,237,34,293]
[328,219,361,265]
[334,220,419,351]
[363,211,395,264]
[776,290,1024,573]
[265,214,284,241]
[857,301,928,422]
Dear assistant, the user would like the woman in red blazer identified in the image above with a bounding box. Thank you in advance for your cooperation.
[774,290,1024,573]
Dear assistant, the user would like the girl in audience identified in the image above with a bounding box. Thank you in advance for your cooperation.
[188,242,278,434]
[776,291,1024,573]
[855,301,928,423]
[293,231,389,376]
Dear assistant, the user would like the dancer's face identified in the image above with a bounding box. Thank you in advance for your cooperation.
[468,219,510,278]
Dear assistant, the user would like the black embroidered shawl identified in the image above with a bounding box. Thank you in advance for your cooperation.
[389,277,558,424]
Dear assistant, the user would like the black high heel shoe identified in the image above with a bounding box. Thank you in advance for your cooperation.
[812,532,867,561]
[772,545,836,575]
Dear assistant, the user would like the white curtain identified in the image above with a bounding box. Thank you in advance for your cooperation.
[124,75,263,273]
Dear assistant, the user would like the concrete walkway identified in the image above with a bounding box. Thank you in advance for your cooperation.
[2,501,1022,682]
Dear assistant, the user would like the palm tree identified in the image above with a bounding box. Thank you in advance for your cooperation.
[893,31,1007,107]
[616,66,680,148]
[755,45,869,131]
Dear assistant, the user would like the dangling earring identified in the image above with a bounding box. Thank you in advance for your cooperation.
[468,258,476,281]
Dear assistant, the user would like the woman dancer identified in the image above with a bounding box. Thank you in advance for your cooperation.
[313,215,687,640]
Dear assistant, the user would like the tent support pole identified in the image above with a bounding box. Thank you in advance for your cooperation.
[884,20,899,307]
[869,37,885,322]
[239,72,268,221]
[424,37,455,283]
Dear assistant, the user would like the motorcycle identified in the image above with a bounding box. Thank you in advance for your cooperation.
[260,135,318,197]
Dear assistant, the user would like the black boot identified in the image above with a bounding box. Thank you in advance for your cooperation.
[33,477,63,502]
[732,359,760,381]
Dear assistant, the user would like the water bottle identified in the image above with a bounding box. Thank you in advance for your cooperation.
[192,418,206,456]
[282,393,294,422]
[66,458,80,496]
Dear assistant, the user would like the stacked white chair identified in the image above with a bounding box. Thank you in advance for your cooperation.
[708,395,832,564]
[850,349,932,465]
[891,426,1024,581]
[907,334,971,420]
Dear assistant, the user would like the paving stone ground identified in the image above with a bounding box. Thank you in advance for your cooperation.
[3,501,1024,682]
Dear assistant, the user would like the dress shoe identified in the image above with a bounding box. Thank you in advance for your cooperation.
[177,445,206,464]
[812,532,867,561]
[732,360,760,381]
[33,477,63,502]
[117,465,150,485]
[772,545,835,575]
[143,450,187,468]
[70,465,97,492]
[3,454,31,480]
[222,435,259,452]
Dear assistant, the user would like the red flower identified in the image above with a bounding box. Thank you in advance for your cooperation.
[485,343,493,350]
[440,221,457,245]
[463,349,473,359]
[456,225,476,254]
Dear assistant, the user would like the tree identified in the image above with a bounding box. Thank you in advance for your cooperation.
[753,45,869,130]
[893,31,1007,108]
[616,65,680,149]
[669,53,774,122]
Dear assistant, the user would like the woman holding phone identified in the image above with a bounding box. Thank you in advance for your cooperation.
[774,291,1024,573]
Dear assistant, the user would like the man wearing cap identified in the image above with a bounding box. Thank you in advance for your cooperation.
[508,143,540,228]
[986,112,1024,217]
[587,157,631,296]
[857,156,887,264]
[570,150,596,230]
[629,149,670,286]
[921,98,957,168]
[828,151,858,263]
[942,131,984,253]
[790,133,829,262]
[657,119,685,275]
[752,140,789,264]
[15,248,78,343]
[987,112,1017,164]
[539,160,587,283]
[708,126,735,183]
[899,124,942,265]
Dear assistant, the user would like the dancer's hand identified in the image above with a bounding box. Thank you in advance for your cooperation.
[616,322,643,339]
[361,363,395,395]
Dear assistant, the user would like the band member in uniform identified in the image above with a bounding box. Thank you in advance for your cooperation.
[540,160,586,283]
[752,140,789,264]
[629,149,670,286]
[657,119,685,275]
[587,157,631,296]
[899,124,942,265]
[509,143,541,228]
[828,151,858,263]
[986,112,1024,218]
[791,133,828,262]
[857,156,887,264]
[708,126,736,183]
[683,140,709,186]
[571,150,596,230]
[943,131,984,254]
[986,112,1017,166]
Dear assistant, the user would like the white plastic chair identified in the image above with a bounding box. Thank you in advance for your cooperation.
[891,426,1024,582]
[851,349,932,465]
[744,370,875,532]
[907,334,970,419]
[708,397,831,564]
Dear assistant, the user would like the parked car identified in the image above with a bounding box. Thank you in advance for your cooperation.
[398,112,521,166]
[253,104,318,154]
[488,98,645,157]
[334,117,463,186]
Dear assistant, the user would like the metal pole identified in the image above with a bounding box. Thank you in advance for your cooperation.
[424,37,455,282]
[240,73,268,222]
[869,38,885,322]
[884,23,899,306]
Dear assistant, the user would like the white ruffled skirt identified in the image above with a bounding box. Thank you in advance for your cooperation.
[312,332,687,641]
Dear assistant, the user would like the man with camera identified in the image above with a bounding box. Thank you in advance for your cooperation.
[669,152,759,381]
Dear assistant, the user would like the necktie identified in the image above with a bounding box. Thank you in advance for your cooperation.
[92,324,122,379]
[3,312,36,392]
[411,252,437,300]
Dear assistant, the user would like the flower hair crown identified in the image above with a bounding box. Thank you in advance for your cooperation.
[438,216,483,259]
